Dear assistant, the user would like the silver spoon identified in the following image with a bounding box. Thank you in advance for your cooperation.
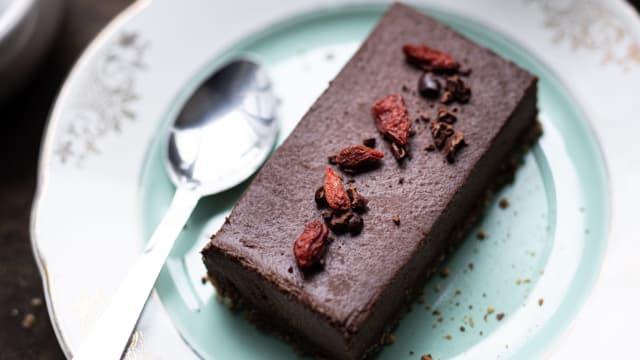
[73,58,277,360]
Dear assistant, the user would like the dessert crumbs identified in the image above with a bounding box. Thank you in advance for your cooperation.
[421,355,433,360]
[483,307,496,321]
[385,333,396,345]
[496,313,505,321]
[21,313,35,329]
[444,334,453,340]
[499,198,510,209]
[439,267,449,278]
[30,297,42,307]
[476,230,487,240]
[538,298,544,306]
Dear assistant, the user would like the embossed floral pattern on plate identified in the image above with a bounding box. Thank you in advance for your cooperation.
[529,0,640,69]
[54,31,149,166]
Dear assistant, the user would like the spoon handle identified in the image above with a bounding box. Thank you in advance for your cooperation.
[73,188,200,360]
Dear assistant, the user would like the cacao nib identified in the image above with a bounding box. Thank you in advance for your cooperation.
[444,75,471,103]
[347,213,364,235]
[430,121,455,149]
[363,137,377,148]
[347,184,369,213]
[329,211,353,234]
[444,130,466,163]
[321,210,333,223]
[315,187,327,207]
[437,107,457,124]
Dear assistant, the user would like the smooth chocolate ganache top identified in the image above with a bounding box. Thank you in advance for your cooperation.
[203,3,537,359]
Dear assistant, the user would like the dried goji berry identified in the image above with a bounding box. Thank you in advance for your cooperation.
[371,94,412,147]
[403,44,460,71]
[323,167,351,211]
[293,221,329,268]
[335,145,384,171]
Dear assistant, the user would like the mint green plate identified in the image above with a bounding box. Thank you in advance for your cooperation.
[140,5,608,359]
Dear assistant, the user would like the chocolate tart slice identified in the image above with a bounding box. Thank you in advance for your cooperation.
[202,3,538,359]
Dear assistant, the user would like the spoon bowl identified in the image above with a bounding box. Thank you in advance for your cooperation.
[168,59,277,194]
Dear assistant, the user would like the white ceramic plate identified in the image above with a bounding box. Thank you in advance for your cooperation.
[32,0,640,359]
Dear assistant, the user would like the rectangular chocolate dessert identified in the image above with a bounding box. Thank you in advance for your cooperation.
[202,3,538,359]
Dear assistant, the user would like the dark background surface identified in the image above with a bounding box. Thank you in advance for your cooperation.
[0,1,133,359]
[0,1,638,359]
